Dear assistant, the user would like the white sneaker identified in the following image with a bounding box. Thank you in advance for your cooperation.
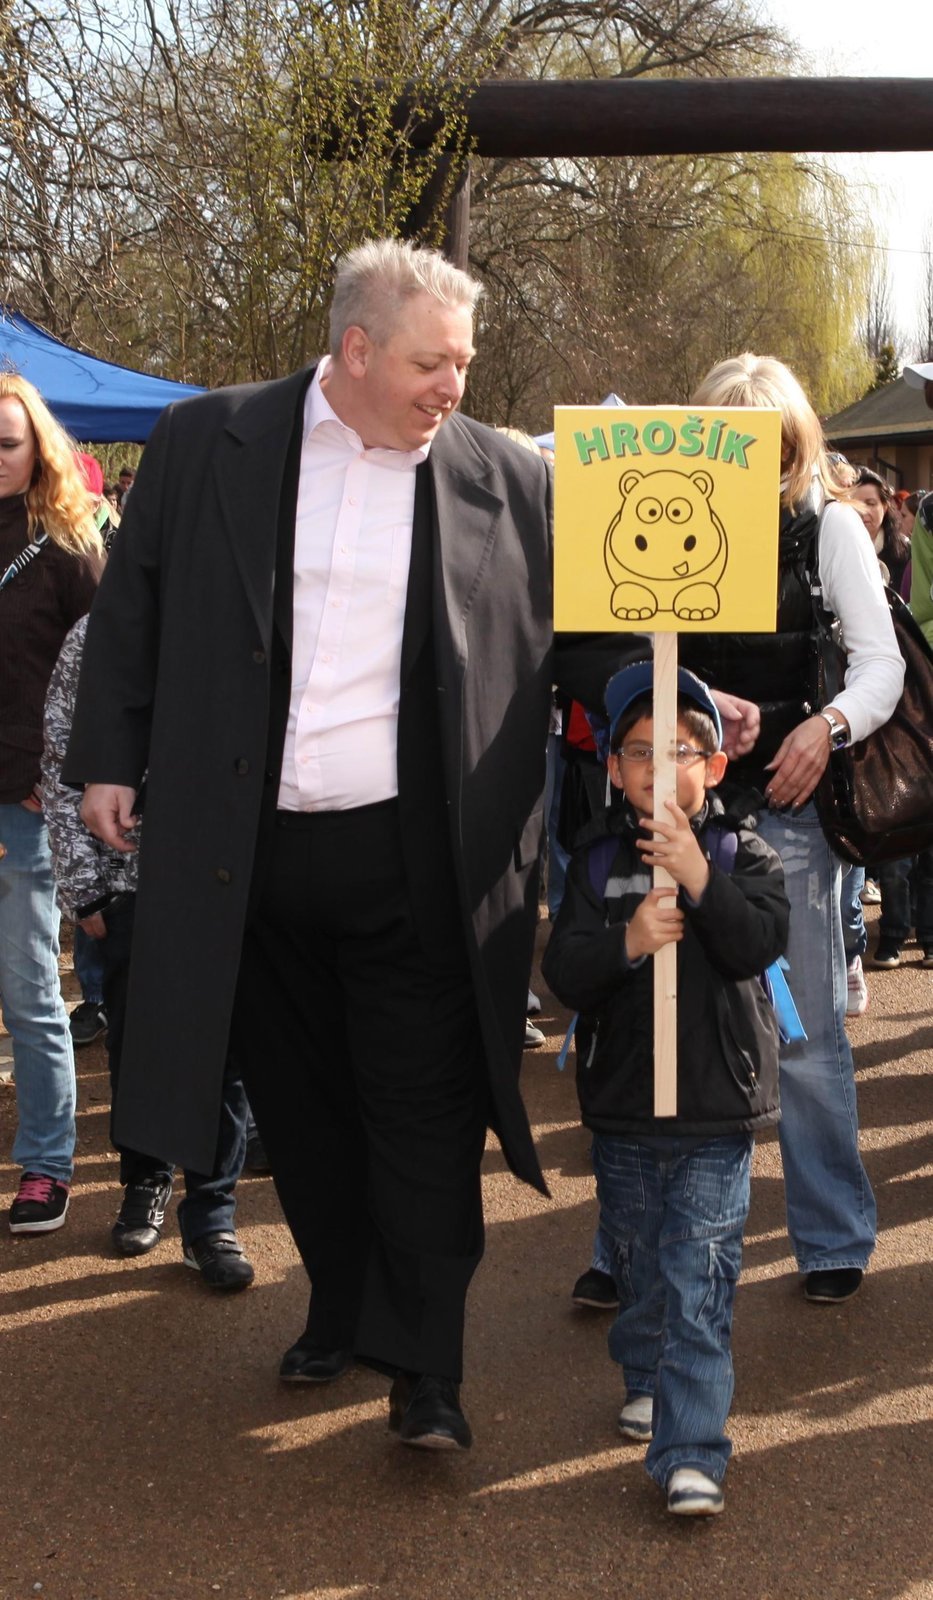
[846,955,869,1016]
[667,1467,724,1516]
[524,1017,545,1048]
[527,988,542,1014]
[617,1394,653,1441]
[860,879,882,905]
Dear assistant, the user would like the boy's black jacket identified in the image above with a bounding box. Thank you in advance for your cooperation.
[541,790,790,1138]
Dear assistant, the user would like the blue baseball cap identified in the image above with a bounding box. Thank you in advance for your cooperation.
[605,661,723,748]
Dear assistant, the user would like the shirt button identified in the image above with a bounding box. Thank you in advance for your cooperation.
[216,867,232,884]
[234,758,249,776]
[252,649,266,664]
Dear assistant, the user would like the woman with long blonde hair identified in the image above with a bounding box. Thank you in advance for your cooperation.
[1,372,103,1234]
[680,352,903,1305]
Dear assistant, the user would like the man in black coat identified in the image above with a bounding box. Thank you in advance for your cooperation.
[65,239,661,1449]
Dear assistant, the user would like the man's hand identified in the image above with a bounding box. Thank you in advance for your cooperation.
[81,784,139,853]
[625,887,684,961]
[764,716,834,810]
[637,801,710,901]
[712,690,761,759]
[20,785,43,815]
[78,911,107,939]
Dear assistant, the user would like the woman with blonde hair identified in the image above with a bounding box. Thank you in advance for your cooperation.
[680,352,903,1304]
[1,373,103,1234]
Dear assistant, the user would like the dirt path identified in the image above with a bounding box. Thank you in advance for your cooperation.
[1,912,931,1600]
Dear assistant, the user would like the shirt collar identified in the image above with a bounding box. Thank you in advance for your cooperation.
[303,355,431,467]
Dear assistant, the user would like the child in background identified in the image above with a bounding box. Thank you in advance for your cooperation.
[543,662,788,1516]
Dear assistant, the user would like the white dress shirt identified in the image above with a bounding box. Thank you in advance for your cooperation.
[277,358,430,811]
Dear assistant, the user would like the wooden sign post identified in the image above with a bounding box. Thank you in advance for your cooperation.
[553,405,781,1115]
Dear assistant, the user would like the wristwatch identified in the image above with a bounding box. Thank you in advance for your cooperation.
[818,709,849,751]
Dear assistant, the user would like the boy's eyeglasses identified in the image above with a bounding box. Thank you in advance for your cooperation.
[616,742,714,766]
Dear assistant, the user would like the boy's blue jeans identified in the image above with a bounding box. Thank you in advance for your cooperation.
[593,1132,753,1489]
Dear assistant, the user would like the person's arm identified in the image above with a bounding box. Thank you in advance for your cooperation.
[542,846,682,1012]
[682,830,789,981]
[62,408,174,836]
[910,514,933,649]
[764,500,904,809]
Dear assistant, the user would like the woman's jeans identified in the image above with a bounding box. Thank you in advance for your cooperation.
[758,804,876,1272]
[594,1133,753,1488]
[0,804,76,1183]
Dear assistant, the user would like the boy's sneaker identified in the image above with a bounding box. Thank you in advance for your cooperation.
[845,956,869,1016]
[570,1267,619,1309]
[112,1177,173,1256]
[183,1230,255,1291]
[617,1394,653,1441]
[873,942,902,969]
[9,1172,70,1234]
[667,1468,724,1517]
[524,1018,545,1048]
[69,1000,108,1047]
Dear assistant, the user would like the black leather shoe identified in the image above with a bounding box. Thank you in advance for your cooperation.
[804,1268,863,1303]
[182,1231,255,1292]
[388,1373,472,1450]
[279,1337,353,1384]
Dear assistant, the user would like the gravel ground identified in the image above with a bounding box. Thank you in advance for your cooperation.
[1,909,931,1600]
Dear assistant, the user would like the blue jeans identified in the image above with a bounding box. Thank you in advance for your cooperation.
[73,924,106,1007]
[99,893,247,1245]
[840,865,867,961]
[0,804,76,1182]
[594,1133,753,1488]
[758,805,876,1272]
[879,851,933,946]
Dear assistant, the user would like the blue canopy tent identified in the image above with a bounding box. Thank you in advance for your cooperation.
[534,391,625,452]
[0,308,204,442]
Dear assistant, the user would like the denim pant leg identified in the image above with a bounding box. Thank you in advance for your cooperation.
[645,1137,752,1489]
[593,1137,666,1397]
[73,924,105,1008]
[878,856,913,946]
[840,865,867,961]
[758,805,876,1272]
[0,805,76,1182]
[913,848,933,945]
[176,1057,248,1248]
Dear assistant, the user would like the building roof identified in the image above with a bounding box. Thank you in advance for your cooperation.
[825,375,933,444]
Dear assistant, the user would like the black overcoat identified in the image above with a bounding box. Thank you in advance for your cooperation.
[66,367,618,1190]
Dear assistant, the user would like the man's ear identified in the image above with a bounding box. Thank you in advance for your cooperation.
[341,324,371,377]
[705,751,728,787]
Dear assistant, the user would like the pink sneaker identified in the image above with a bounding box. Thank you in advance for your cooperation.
[846,956,869,1017]
[9,1172,70,1234]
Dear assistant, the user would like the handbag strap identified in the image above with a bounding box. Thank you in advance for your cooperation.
[0,530,49,593]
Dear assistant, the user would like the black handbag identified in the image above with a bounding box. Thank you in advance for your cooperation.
[812,578,933,867]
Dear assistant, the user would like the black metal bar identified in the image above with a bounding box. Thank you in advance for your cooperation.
[397,78,933,157]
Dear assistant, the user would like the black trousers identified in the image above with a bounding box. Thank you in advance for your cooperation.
[232,799,488,1382]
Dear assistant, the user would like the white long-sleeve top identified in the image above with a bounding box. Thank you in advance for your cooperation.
[815,489,904,743]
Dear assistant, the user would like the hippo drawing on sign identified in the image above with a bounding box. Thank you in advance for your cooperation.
[604,468,728,621]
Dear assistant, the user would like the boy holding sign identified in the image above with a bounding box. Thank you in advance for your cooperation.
[542,661,788,1516]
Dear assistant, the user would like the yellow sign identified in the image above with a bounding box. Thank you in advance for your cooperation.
[553,406,782,632]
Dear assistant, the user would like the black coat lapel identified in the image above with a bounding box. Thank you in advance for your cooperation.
[212,366,315,651]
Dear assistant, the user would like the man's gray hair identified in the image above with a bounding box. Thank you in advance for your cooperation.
[329,238,482,355]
